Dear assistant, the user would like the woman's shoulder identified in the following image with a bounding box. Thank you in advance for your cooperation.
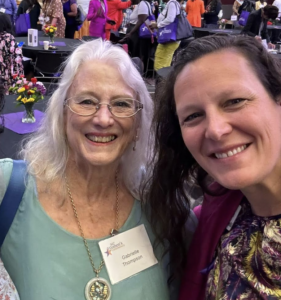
[0,159,14,204]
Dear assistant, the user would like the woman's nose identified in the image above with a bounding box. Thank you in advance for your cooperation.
[204,113,232,141]
[92,104,114,127]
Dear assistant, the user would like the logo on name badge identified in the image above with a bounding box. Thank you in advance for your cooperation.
[104,241,124,257]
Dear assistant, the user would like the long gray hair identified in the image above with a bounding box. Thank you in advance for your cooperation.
[21,39,153,199]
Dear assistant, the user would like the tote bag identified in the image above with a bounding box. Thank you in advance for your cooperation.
[238,10,250,26]
[139,1,157,39]
[15,13,31,35]
[158,1,193,43]
[75,4,86,26]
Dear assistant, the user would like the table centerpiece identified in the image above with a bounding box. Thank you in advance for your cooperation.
[8,75,46,123]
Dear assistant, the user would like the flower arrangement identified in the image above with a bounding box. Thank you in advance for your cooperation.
[43,25,57,43]
[218,19,227,29]
[9,74,46,123]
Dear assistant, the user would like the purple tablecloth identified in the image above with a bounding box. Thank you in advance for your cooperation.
[3,110,45,134]
[39,41,66,46]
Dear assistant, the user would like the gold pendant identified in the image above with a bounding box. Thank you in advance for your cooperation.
[85,277,111,300]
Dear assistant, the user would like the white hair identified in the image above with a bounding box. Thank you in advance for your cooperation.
[21,39,153,199]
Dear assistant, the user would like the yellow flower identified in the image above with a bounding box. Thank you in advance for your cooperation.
[22,97,27,104]
[26,98,35,103]
[18,87,25,93]
[49,29,54,33]
[54,27,57,30]
[29,90,35,94]
[16,95,22,101]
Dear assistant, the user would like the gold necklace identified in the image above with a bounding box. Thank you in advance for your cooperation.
[65,173,119,300]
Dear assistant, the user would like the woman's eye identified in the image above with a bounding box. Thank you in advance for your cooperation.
[183,112,203,125]
[112,100,132,108]
[224,98,247,107]
[79,99,96,105]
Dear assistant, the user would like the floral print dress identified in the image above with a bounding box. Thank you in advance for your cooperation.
[0,259,20,300]
[206,199,281,300]
[0,33,24,94]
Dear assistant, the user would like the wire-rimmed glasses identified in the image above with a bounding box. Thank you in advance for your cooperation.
[64,96,143,118]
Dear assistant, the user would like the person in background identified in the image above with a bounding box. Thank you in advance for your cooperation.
[42,0,66,37]
[241,5,278,48]
[63,0,77,38]
[17,0,41,30]
[0,14,24,94]
[204,0,221,27]
[105,0,131,40]
[255,0,267,10]
[273,0,281,18]
[0,0,17,25]
[185,0,205,27]
[150,0,182,70]
[87,0,115,38]
[232,0,243,15]
[120,0,155,72]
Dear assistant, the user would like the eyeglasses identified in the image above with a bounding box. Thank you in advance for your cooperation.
[64,96,143,118]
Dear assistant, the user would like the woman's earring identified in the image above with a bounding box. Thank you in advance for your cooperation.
[133,135,138,151]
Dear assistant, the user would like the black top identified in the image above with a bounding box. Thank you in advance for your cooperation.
[204,0,221,25]
[16,0,41,29]
[241,8,269,42]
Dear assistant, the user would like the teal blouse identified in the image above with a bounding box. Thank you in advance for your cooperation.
[0,159,170,300]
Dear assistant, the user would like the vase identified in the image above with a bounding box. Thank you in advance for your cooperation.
[49,35,55,44]
[22,104,36,123]
[221,24,226,29]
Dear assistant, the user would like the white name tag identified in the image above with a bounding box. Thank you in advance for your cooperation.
[231,15,238,21]
[0,8,6,13]
[99,224,158,285]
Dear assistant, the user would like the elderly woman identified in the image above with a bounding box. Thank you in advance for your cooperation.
[145,34,281,300]
[0,39,170,300]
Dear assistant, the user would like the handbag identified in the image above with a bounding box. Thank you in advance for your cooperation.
[158,1,193,43]
[158,1,177,44]
[238,10,250,26]
[139,1,157,39]
[0,160,27,247]
[15,12,31,36]
[75,4,86,26]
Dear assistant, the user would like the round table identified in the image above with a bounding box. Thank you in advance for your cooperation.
[1,95,49,159]
[15,36,82,60]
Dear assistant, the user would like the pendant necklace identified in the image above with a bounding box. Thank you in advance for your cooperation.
[65,172,119,300]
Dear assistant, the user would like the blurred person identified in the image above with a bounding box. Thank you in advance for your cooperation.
[241,5,278,48]
[17,0,41,30]
[41,0,66,37]
[63,0,78,38]
[204,0,221,27]
[255,0,267,10]
[185,0,204,27]
[105,0,131,40]
[0,0,17,25]
[232,0,243,15]
[87,0,115,38]
[0,13,24,94]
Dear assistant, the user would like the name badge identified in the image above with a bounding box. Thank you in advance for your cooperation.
[99,224,158,284]
[0,8,6,13]
[231,15,238,21]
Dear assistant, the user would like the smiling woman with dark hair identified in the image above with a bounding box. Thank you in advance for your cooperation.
[145,34,281,300]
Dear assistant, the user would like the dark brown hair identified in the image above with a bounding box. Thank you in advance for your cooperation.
[143,35,281,282]
[263,5,279,19]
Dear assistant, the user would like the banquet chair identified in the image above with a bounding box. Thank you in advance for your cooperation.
[34,51,68,77]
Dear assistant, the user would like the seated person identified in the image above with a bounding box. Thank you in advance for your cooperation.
[241,5,278,48]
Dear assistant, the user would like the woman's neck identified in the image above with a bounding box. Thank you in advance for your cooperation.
[242,178,281,217]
